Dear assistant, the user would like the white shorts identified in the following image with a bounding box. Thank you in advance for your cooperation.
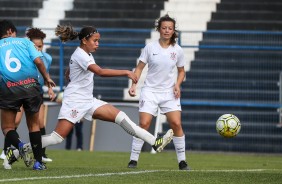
[58,98,107,124]
[139,89,181,117]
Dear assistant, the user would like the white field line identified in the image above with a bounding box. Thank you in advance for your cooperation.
[0,169,279,182]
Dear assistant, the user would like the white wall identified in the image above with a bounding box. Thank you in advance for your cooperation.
[32,0,74,51]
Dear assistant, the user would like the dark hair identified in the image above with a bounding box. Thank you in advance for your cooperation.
[26,27,46,40]
[155,14,178,45]
[55,24,98,42]
[0,20,17,38]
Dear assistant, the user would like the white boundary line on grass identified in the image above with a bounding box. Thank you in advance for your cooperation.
[0,169,278,182]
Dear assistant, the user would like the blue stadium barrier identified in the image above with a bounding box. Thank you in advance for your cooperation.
[181,100,281,109]
[15,27,282,109]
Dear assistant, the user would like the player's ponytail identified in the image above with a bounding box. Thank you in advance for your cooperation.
[55,25,98,43]
[55,25,79,42]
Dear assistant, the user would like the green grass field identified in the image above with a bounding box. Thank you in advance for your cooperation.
[0,150,282,184]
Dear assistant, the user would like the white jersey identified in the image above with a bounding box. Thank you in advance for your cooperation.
[63,47,96,102]
[139,41,185,92]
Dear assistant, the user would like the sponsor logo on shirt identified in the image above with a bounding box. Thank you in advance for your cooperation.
[6,78,36,89]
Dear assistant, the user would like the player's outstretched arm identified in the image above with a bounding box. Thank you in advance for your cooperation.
[88,64,138,83]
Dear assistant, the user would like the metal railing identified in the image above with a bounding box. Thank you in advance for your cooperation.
[278,72,282,122]
[16,27,282,109]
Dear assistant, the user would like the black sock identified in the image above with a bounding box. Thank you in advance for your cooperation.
[29,131,42,162]
[40,128,47,156]
[5,130,21,149]
[4,127,18,152]
[3,137,11,153]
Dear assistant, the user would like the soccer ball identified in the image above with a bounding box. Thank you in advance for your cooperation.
[216,114,241,138]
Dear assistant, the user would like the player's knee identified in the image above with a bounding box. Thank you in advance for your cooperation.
[169,121,182,129]
[2,128,15,135]
[139,122,150,130]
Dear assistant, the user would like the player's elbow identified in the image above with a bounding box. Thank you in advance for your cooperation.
[95,69,109,77]
[95,69,104,77]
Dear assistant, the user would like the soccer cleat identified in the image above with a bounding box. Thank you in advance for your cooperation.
[179,160,190,170]
[3,157,12,170]
[127,160,137,168]
[5,147,18,165]
[42,154,52,162]
[18,142,33,167]
[33,161,47,170]
[0,150,5,160]
[152,129,174,152]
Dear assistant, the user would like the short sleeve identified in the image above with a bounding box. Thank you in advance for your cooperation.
[74,49,96,71]
[138,45,149,64]
[176,47,185,67]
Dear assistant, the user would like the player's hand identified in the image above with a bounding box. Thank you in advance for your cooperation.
[48,88,56,101]
[128,85,136,97]
[127,71,138,84]
[45,78,56,88]
[174,85,181,99]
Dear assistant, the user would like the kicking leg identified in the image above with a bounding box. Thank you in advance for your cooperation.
[93,104,173,152]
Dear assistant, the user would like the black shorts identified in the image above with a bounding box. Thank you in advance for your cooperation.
[0,95,43,113]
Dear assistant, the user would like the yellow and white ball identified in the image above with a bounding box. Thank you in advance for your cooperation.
[216,114,241,138]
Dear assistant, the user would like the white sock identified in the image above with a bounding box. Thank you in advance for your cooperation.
[173,135,186,163]
[42,131,64,148]
[16,131,64,154]
[115,111,155,145]
[129,137,144,161]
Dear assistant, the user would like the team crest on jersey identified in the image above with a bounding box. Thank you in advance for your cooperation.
[170,52,176,61]
[70,109,78,118]
[140,100,145,108]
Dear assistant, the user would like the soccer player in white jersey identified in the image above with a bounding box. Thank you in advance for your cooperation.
[127,14,189,170]
[8,24,174,168]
